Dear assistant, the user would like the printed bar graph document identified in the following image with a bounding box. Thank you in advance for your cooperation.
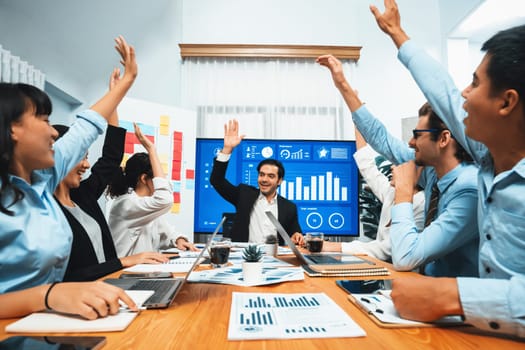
[228,292,366,340]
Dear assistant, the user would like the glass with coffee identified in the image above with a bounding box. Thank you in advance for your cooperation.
[209,237,232,268]
[305,232,324,253]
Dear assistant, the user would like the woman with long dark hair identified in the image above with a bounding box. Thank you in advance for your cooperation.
[107,123,197,256]
[0,36,139,319]
[53,69,169,283]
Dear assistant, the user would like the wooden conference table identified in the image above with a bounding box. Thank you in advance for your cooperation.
[1,256,524,350]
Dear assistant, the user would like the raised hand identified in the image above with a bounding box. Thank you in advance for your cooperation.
[90,36,137,120]
[369,0,409,48]
[114,35,138,82]
[109,67,121,91]
[134,122,155,152]
[317,55,362,112]
[316,54,347,88]
[222,119,245,154]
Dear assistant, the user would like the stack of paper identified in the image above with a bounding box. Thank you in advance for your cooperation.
[302,264,390,277]
[5,290,153,333]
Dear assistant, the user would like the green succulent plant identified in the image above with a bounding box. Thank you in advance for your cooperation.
[242,245,263,262]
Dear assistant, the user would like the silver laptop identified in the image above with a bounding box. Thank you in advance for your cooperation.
[105,216,226,309]
[265,211,370,266]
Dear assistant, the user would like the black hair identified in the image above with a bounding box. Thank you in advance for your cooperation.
[418,102,472,162]
[53,124,69,140]
[106,152,153,198]
[0,83,52,215]
[482,24,525,109]
[257,158,285,179]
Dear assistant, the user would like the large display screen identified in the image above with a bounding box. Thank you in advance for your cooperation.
[194,139,359,236]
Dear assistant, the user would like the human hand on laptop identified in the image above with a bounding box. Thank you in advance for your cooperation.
[174,237,199,252]
[290,232,305,247]
[120,252,169,267]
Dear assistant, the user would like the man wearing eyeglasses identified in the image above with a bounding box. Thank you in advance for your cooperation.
[317,55,479,279]
[370,0,525,339]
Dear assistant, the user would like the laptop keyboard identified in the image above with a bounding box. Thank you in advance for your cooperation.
[129,279,181,304]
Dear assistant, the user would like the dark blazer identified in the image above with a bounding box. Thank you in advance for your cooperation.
[210,157,302,244]
[59,126,125,282]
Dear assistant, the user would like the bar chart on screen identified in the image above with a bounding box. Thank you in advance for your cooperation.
[228,292,365,340]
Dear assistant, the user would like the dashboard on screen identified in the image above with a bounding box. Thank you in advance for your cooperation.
[194,139,359,236]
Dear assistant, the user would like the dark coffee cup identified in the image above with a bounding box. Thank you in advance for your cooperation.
[209,238,231,267]
[306,232,324,253]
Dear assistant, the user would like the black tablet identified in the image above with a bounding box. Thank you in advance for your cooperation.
[336,279,392,294]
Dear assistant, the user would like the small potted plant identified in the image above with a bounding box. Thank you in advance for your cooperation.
[242,245,264,285]
[263,234,278,256]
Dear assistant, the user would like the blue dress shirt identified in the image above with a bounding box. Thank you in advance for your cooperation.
[352,105,479,278]
[398,39,525,338]
[0,110,106,293]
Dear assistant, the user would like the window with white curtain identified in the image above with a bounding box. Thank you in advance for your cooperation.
[181,56,356,140]
[0,44,45,89]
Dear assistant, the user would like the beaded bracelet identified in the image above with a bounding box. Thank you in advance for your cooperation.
[44,282,59,310]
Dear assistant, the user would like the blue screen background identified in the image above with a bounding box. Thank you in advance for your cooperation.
[194,139,359,236]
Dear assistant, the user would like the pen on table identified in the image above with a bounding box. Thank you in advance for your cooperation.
[119,306,147,313]
[359,297,384,314]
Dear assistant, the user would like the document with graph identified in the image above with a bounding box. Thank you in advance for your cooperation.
[228,292,366,340]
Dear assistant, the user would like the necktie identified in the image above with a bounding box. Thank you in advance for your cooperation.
[420,183,440,275]
[424,183,440,227]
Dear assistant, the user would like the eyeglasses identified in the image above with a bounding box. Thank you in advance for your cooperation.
[412,128,442,139]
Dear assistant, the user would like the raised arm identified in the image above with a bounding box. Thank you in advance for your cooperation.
[369,0,409,49]
[107,67,121,127]
[134,122,164,179]
[90,36,137,121]
[317,53,413,165]
[48,36,138,191]
[370,0,482,163]
[221,119,245,154]
[316,54,363,112]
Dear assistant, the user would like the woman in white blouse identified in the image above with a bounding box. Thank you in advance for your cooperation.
[107,123,197,257]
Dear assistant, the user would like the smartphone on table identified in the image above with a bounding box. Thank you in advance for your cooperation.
[0,336,106,349]
[336,279,392,294]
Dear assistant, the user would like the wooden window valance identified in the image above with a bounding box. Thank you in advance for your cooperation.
[179,44,361,61]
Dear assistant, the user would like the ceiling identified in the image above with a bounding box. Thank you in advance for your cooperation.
[450,0,525,42]
[1,0,523,106]
[0,0,177,103]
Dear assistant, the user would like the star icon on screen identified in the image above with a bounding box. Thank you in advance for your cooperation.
[318,147,329,158]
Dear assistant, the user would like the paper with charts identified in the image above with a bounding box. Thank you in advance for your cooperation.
[188,266,303,287]
[228,292,366,340]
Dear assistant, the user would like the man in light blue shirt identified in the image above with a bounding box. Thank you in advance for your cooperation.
[370,0,525,338]
[317,58,479,278]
